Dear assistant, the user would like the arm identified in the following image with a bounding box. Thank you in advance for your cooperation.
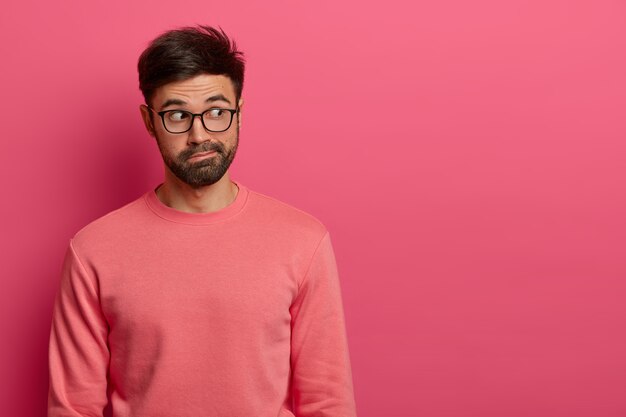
[289,231,357,417]
[48,241,110,417]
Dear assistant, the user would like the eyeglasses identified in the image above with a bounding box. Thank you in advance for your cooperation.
[148,106,239,134]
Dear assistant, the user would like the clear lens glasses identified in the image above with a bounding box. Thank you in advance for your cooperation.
[151,107,238,133]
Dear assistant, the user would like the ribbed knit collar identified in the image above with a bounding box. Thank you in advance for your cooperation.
[143,179,249,225]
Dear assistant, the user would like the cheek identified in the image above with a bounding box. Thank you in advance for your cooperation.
[155,135,182,157]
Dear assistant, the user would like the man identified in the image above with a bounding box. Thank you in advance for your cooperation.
[47,25,357,417]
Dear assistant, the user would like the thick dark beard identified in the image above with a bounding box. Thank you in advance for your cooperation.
[159,128,239,188]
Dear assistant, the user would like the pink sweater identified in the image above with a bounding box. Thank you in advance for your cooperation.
[48,180,357,417]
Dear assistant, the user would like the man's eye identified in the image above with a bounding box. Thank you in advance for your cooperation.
[206,109,225,119]
[168,111,189,121]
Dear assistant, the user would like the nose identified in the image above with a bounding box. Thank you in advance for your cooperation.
[187,114,211,144]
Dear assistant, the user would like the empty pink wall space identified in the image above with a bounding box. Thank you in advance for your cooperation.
[1,1,625,416]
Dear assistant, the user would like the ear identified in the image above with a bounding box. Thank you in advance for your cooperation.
[237,98,244,129]
[139,104,156,137]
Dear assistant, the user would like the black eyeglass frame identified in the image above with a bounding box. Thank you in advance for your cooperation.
[147,106,239,134]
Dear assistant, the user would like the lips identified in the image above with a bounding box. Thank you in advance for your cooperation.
[192,151,215,157]
[188,150,218,161]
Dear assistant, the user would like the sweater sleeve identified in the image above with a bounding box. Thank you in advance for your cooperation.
[289,231,357,417]
[48,241,110,417]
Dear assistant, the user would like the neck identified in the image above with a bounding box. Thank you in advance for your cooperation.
[156,171,238,214]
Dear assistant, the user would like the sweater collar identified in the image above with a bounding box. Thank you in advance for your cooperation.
[144,179,249,225]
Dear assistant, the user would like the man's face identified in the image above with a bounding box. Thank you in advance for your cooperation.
[140,73,242,188]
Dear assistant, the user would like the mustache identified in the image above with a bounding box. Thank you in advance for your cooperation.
[179,142,224,161]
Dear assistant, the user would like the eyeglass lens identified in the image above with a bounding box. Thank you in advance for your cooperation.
[163,109,233,133]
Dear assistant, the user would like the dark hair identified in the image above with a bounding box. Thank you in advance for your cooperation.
[138,25,245,106]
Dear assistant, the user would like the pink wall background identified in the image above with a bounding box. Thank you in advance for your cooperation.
[1,1,625,416]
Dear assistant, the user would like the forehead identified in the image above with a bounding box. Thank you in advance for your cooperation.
[152,73,236,108]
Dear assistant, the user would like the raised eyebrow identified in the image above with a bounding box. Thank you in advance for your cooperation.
[160,98,187,110]
[205,94,232,105]
[160,95,232,110]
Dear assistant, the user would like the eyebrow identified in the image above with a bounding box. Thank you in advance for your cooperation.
[160,94,232,109]
[205,94,232,105]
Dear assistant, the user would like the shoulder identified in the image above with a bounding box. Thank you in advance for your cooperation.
[71,193,147,251]
[245,186,329,240]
